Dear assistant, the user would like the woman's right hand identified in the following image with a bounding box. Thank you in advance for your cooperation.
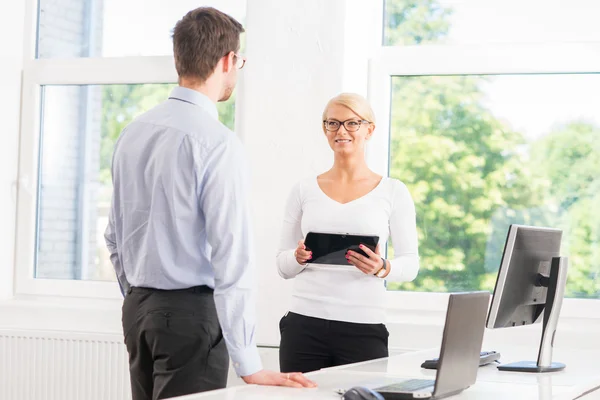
[294,240,312,265]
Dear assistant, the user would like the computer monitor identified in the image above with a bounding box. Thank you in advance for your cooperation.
[486,224,569,373]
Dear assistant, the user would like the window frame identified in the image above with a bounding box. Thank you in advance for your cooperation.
[15,55,178,299]
[13,0,240,301]
[368,43,600,319]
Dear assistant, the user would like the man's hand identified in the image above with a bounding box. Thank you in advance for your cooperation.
[242,370,317,388]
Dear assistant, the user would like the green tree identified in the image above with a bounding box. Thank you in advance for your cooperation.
[385,0,536,291]
[530,122,600,298]
[384,0,452,45]
[387,75,536,292]
[384,0,599,298]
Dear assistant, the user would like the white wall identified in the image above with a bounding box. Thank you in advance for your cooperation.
[240,0,383,347]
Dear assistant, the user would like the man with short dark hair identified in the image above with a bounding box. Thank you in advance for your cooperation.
[105,7,316,400]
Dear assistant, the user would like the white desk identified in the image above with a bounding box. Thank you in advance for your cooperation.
[171,346,600,400]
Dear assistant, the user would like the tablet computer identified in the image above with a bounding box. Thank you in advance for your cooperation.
[304,232,379,265]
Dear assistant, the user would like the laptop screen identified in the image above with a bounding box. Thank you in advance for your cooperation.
[432,292,489,397]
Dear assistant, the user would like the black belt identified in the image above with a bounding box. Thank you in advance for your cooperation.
[128,285,213,295]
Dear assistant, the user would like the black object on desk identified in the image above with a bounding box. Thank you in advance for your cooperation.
[421,351,501,370]
[342,386,385,400]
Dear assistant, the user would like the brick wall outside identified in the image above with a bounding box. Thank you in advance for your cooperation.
[36,0,108,280]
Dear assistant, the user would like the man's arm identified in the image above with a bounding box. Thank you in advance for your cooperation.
[195,134,316,388]
[196,135,262,377]
[104,202,130,297]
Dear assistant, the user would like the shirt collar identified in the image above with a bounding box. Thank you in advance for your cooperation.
[168,86,219,120]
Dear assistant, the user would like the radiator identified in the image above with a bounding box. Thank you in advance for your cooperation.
[0,330,131,400]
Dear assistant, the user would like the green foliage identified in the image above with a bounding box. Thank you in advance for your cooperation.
[530,122,600,298]
[384,0,452,45]
[386,75,535,292]
[531,122,600,210]
[384,0,599,297]
[217,93,236,130]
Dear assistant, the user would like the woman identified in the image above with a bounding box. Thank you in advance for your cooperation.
[276,93,420,373]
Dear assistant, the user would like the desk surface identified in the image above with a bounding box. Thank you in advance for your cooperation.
[171,346,600,400]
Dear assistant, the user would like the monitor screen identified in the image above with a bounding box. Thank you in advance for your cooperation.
[487,224,562,329]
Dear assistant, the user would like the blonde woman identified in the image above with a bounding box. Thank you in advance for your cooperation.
[276,93,420,373]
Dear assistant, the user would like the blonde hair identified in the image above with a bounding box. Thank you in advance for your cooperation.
[322,93,376,124]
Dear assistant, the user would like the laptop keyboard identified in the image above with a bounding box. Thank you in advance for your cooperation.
[378,379,435,392]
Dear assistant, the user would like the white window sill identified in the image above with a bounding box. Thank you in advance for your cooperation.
[2,292,599,352]
[384,290,600,320]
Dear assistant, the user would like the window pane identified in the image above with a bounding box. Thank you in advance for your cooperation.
[37,0,245,58]
[387,74,600,299]
[383,0,600,46]
[36,84,235,281]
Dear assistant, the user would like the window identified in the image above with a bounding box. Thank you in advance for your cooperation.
[15,0,244,297]
[386,73,600,299]
[38,0,246,58]
[383,0,600,47]
[35,83,234,283]
[376,0,600,301]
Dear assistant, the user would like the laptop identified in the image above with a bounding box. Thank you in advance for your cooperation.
[370,292,490,399]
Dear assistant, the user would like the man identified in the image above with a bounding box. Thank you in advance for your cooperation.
[104,7,316,400]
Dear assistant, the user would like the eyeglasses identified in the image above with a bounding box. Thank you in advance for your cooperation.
[323,119,371,132]
[234,53,246,69]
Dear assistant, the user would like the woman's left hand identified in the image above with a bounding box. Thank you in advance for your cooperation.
[346,244,384,275]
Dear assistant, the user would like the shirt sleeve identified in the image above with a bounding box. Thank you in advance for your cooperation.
[386,180,420,282]
[104,181,130,297]
[275,182,307,279]
[195,135,262,377]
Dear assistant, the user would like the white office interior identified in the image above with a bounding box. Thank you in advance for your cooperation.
[1,0,600,399]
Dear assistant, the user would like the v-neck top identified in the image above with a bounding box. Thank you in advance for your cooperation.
[316,176,385,205]
[276,176,420,324]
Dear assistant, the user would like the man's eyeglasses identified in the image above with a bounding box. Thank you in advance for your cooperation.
[234,53,246,69]
[323,119,371,132]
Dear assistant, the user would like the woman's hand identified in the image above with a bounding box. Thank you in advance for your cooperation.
[346,244,385,275]
[294,240,312,265]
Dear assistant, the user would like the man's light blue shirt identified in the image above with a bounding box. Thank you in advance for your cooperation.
[104,86,262,377]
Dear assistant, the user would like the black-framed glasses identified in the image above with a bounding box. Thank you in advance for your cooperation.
[234,53,246,69]
[323,119,371,132]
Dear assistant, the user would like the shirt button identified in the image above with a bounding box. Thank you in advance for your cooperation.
[234,363,239,367]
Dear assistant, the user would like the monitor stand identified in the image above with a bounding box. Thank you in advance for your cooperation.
[498,256,568,373]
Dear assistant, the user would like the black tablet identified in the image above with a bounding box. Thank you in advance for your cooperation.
[304,232,379,265]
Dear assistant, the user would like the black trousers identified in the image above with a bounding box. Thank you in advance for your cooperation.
[122,286,229,400]
[279,312,389,373]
